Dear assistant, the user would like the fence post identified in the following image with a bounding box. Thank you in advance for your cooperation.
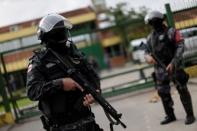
[0,53,19,121]
[0,70,10,113]
[165,3,175,28]
[0,66,14,125]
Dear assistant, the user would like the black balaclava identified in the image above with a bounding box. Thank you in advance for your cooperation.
[149,18,164,32]
[44,27,69,53]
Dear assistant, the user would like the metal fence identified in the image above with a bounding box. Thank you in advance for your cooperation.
[0,42,155,121]
[0,46,37,121]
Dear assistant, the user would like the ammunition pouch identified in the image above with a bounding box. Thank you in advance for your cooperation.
[41,115,97,131]
[57,116,95,131]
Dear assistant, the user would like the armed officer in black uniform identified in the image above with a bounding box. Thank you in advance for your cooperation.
[26,13,103,131]
[144,11,195,125]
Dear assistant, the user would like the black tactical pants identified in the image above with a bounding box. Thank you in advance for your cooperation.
[155,68,194,118]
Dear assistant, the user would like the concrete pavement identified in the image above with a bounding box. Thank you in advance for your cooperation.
[93,82,197,131]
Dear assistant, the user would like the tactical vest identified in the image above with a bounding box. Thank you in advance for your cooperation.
[150,28,176,65]
[32,45,99,124]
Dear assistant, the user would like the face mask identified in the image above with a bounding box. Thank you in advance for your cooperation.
[149,18,163,31]
[48,28,68,42]
[44,28,68,53]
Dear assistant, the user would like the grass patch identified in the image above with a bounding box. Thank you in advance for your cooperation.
[0,97,35,113]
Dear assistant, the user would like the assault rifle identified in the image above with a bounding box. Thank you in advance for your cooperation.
[48,48,126,131]
[140,42,189,86]
[140,42,166,69]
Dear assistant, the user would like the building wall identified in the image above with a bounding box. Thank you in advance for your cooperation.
[173,7,197,29]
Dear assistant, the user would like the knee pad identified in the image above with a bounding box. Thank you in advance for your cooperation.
[157,84,171,96]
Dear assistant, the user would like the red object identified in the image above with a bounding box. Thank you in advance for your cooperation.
[175,30,183,43]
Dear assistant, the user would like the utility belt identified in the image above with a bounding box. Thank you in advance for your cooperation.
[154,67,189,85]
[40,115,95,131]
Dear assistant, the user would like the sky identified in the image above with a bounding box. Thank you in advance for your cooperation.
[0,0,196,27]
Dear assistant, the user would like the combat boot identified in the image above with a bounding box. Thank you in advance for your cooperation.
[160,114,176,125]
[184,105,195,125]
[178,87,196,125]
[185,116,195,125]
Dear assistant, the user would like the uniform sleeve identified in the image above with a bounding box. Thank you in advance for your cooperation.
[169,28,184,66]
[26,57,63,101]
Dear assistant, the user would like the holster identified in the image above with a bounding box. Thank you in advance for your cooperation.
[41,115,98,131]
[58,116,95,131]
[175,69,189,85]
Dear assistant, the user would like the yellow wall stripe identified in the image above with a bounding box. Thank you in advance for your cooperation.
[0,59,28,73]
[69,12,96,25]
[101,36,121,47]
[175,18,197,29]
[0,26,37,43]
[0,12,96,43]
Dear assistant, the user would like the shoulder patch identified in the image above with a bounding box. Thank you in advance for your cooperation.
[27,64,33,72]
[167,27,176,40]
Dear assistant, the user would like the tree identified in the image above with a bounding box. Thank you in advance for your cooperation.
[107,3,149,57]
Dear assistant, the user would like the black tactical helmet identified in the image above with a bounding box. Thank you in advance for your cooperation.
[37,13,73,45]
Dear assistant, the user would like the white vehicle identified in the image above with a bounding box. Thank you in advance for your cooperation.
[180,27,197,66]
[130,38,147,63]
[129,27,197,65]
[180,27,197,57]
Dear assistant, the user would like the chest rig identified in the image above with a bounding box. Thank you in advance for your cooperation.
[150,28,176,65]
[33,48,92,122]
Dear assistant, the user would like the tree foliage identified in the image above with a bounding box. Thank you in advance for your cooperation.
[106,2,150,56]
[108,2,149,26]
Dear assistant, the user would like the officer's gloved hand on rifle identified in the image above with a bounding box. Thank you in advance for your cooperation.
[144,54,156,64]
[62,77,99,107]
[145,54,174,75]
[166,63,174,75]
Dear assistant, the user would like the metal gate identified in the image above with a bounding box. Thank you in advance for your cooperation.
[0,46,40,123]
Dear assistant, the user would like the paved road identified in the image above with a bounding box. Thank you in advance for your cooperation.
[1,80,197,131]
[94,83,197,131]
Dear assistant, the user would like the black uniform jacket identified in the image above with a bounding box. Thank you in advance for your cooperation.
[26,44,100,124]
[146,27,184,67]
